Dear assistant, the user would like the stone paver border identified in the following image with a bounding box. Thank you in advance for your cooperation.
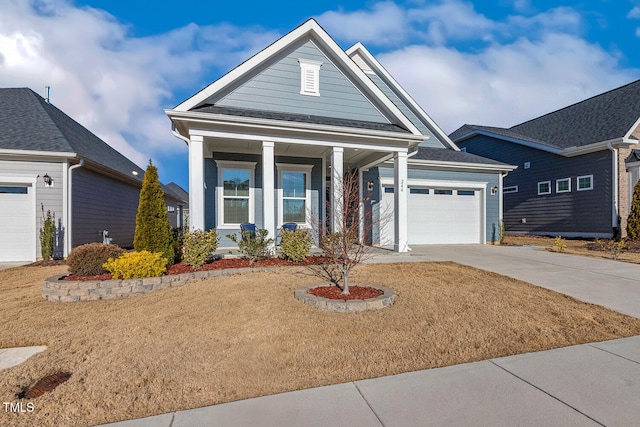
[294,283,395,312]
[43,266,279,302]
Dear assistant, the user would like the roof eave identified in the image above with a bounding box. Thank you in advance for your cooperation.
[562,137,639,157]
[166,109,425,144]
[406,158,517,172]
[0,148,77,160]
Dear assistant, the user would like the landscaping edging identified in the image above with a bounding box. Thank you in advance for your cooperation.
[43,266,278,302]
[294,283,395,313]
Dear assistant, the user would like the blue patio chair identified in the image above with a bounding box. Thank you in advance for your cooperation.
[240,223,256,242]
[277,223,298,245]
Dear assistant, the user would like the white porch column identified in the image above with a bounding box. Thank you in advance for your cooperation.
[394,151,408,252]
[188,134,205,231]
[331,147,344,233]
[262,141,276,240]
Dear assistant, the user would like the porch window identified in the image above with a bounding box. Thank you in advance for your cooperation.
[277,164,313,226]
[215,160,256,226]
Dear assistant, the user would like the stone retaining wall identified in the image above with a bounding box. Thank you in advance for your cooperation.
[294,284,395,313]
[43,267,277,302]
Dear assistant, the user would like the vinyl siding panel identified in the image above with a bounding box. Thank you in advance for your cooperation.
[72,168,140,248]
[458,135,613,236]
[216,40,390,124]
[372,166,500,243]
[0,158,64,258]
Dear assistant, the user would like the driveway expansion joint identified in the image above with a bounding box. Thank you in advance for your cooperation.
[588,343,640,365]
[353,382,386,427]
[488,360,606,427]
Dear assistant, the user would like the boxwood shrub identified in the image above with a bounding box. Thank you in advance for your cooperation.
[103,251,167,279]
[67,243,125,276]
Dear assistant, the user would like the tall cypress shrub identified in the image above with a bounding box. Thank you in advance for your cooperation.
[134,160,174,264]
[627,179,640,240]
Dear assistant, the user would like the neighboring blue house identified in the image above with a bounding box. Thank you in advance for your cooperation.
[0,88,187,262]
[450,80,640,239]
[166,19,514,251]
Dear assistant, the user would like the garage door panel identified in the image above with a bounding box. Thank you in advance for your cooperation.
[0,185,35,261]
[381,185,481,245]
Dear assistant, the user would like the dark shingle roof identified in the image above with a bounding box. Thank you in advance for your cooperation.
[412,146,510,166]
[0,88,145,180]
[190,104,410,134]
[165,182,189,204]
[450,80,640,150]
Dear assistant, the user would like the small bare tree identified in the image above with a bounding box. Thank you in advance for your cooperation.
[308,170,390,295]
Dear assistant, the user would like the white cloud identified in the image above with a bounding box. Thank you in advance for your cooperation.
[378,34,637,133]
[0,0,278,176]
[628,6,640,19]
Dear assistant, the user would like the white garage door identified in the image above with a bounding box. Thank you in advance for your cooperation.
[381,185,482,245]
[0,183,35,261]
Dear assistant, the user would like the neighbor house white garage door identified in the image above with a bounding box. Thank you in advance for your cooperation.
[381,183,483,245]
[0,183,36,261]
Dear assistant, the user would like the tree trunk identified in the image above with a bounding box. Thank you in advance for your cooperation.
[342,266,350,295]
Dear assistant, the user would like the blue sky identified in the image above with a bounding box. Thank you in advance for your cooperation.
[2,0,640,191]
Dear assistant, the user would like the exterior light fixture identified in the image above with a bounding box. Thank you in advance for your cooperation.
[132,171,139,176]
[367,180,375,191]
[43,173,53,186]
[491,186,498,195]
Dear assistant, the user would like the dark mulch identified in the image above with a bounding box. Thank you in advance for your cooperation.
[308,285,383,301]
[61,256,333,281]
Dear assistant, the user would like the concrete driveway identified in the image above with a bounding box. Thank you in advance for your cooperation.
[368,244,640,319]
[0,261,29,270]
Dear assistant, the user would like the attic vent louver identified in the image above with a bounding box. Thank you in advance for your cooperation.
[298,59,322,96]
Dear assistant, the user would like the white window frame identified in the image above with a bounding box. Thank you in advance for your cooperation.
[503,185,518,194]
[215,160,256,228]
[556,178,571,193]
[298,59,322,96]
[538,181,551,195]
[277,163,313,228]
[577,175,593,191]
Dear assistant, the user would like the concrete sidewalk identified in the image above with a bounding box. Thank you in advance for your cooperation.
[98,245,640,427]
[99,336,640,427]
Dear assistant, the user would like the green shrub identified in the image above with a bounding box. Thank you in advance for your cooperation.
[183,229,219,268]
[133,161,174,265]
[39,204,55,260]
[628,179,640,240]
[103,251,167,279]
[171,226,186,263]
[227,228,273,265]
[279,228,312,262]
[67,243,125,276]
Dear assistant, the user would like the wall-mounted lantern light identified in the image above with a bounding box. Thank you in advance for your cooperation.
[367,180,375,191]
[491,186,498,195]
[43,173,54,187]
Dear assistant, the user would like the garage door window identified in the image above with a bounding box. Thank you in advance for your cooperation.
[457,190,475,196]
[434,189,453,195]
[410,188,429,194]
[0,186,28,194]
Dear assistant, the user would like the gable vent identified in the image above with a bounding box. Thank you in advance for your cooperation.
[299,59,322,97]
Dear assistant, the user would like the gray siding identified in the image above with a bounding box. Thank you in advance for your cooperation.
[72,168,140,248]
[371,166,500,243]
[205,153,323,247]
[0,158,64,258]
[458,135,613,236]
[367,73,442,147]
[215,40,389,124]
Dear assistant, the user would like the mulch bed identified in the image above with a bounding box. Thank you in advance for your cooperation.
[28,260,67,267]
[62,256,333,281]
[308,285,383,301]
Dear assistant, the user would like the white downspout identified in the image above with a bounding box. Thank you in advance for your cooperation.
[608,143,619,236]
[67,159,84,255]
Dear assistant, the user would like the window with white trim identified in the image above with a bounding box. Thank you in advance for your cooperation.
[298,59,322,96]
[503,185,518,194]
[215,160,256,226]
[556,178,571,193]
[277,164,313,226]
[577,175,593,191]
[538,181,551,195]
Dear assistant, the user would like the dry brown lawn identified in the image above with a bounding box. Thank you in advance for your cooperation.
[504,234,640,264]
[2,262,640,427]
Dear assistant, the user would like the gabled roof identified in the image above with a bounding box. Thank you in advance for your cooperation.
[171,19,421,136]
[0,88,145,181]
[412,146,510,166]
[345,42,460,151]
[451,80,640,153]
[165,182,189,204]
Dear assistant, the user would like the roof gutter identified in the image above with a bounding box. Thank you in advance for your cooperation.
[171,122,191,145]
[406,158,517,173]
